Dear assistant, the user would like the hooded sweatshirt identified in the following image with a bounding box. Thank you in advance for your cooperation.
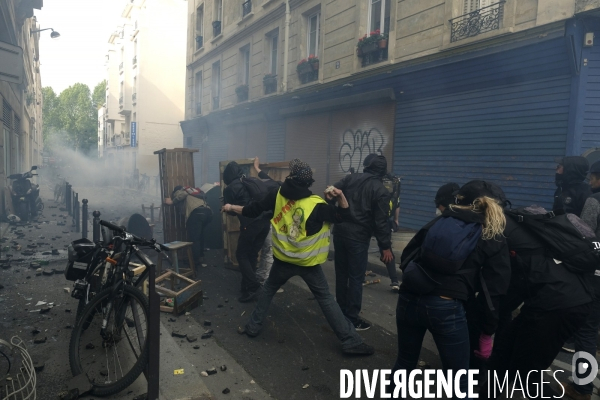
[223,162,255,227]
[332,155,392,249]
[553,156,591,217]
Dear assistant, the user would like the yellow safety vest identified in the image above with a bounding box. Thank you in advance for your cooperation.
[271,190,331,267]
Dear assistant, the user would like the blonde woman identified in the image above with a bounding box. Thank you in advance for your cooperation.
[394,180,511,397]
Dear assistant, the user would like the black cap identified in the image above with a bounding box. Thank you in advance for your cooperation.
[435,183,460,207]
[591,160,600,174]
[455,180,508,206]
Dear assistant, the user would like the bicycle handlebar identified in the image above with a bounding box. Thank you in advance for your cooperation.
[99,219,168,253]
[99,220,125,233]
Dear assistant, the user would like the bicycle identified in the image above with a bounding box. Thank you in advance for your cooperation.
[68,220,167,397]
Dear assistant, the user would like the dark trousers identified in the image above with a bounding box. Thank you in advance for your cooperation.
[186,208,211,262]
[379,246,398,283]
[571,295,600,395]
[480,303,591,399]
[246,258,363,350]
[334,235,370,324]
[394,293,470,399]
[237,220,270,294]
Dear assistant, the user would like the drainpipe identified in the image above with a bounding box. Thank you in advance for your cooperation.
[282,0,291,92]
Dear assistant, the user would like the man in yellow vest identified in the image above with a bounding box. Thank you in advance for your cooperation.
[222,159,375,355]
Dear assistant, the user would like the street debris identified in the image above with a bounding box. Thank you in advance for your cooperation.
[169,317,176,322]
[33,360,45,372]
[237,326,245,334]
[241,311,246,317]
[85,343,95,349]
[200,371,209,377]
[35,301,46,306]
[39,307,51,314]
[220,365,227,371]
[222,388,230,394]
[174,369,184,375]
[171,331,186,338]
[64,288,70,294]
[201,333,212,340]
[203,320,211,326]
[31,329,40,335]
[185,312,191,316]
[303,384,310,389]
[186,336,197,343]
[33,337,47,344]
[363,279,381,286]
[302,366,309,371]
[206,367,217,375]
[204,329,214,335]
[193,345,200,349]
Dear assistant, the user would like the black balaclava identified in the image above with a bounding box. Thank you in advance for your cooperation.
[287,159,314,187]
[556,156,589,188]
[363,154,387,177]
[223,161,244,185]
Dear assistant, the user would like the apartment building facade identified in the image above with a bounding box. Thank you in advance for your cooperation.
[100,0,187,176]
[182,0,600,229]
[1,0,45,218]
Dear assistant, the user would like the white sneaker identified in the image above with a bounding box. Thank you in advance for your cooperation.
[276,288,284,293]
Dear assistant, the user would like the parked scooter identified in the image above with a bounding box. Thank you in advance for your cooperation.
[9,166,43,222]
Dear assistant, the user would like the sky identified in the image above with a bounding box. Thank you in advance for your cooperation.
[34,0,124,94]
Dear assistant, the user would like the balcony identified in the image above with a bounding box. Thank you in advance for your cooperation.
[132,56,137,66]
[212,21,221,38]
[196,35,203,49]
[212,96,219,110]
[119,96,123,105]
[132,92,137,104]
[119,62,123,71]
[450,1,505,43]
[242,0,252,18]
[196,102,202,115]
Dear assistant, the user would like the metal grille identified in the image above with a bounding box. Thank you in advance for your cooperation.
[13,117,20,135]
[2,101,11,129]
[450,1,505,43]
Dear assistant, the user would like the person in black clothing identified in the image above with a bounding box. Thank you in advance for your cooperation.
[395,180,511,396]
[332,154,393,330]
[435,182,460,215]
[223,161,271,303]
[553,156,591,216]
[473,186,593,399]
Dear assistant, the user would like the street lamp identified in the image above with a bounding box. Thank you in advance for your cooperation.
[30,28,61,39]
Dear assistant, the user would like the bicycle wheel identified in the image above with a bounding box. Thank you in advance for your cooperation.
[69,285,149,397]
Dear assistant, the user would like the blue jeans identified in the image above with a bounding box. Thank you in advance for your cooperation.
[246,257,363,350]
[394,293,470,398]
[572,293,600,395]
[334,235,370,324]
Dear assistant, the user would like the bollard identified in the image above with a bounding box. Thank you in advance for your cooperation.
[82,199,88,239]
[92,211,101,242]
[65,183,71,212]
[150,203,155,224]
[147,262,160,399]
[74,193,80,233]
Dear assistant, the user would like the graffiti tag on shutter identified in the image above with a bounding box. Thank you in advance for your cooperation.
[338,128,385,174]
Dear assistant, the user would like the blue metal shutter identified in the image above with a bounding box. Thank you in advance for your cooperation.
[581,39,600,152]
[267,119,286,162]
[395,75,572,230]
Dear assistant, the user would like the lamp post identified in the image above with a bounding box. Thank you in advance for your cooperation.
[30,28,61,39]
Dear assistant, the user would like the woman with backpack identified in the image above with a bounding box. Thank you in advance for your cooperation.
[394,180,511,396]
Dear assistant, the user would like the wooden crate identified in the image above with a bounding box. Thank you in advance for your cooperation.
[154,148,199,262]
[154,269,203,315]
[219,159,291,267]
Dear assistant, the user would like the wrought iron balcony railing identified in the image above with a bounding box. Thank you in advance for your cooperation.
[449,1,505,43]
[132,93,137,103]
[119,96,123,105]
[196,102,202,115]
[119,62,123,70]
[132,56,137,65]
[242,0,252,18]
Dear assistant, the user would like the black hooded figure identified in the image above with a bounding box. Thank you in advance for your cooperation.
[223,161,271,302]
[553,156,591,217]
[332,153,393,331]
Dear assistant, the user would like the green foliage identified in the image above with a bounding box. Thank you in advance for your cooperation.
[42,81,103,155]
[92,80,106,109]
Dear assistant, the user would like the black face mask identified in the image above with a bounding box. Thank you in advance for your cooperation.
[555,172,564,187]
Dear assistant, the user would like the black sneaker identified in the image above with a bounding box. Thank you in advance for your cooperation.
[343,343,375,355]
[238,290,260,303]
[561,341,576,353]
[244,325,260,338]
[354,320,371,331]
[391,282,400,293]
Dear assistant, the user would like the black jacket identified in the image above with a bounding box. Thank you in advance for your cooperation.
[242,179,348,236]
[333,171,392,249]
[400,209,511,335]
[553,156,591,217]
[502,217,593,311]
[223,162,259,228]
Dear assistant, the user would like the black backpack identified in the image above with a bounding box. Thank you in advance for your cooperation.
[240,176,281,202]
[505,207,600,275]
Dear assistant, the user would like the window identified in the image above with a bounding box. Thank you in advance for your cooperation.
[368,0,391,34]
[196,5,204,49]
[215,0,223,21]
[270,34,278,74]
[241,46,250,85]
[195,71,203,115]
[463,0,494,13]
[212,61,221,110]
[242,0,252,18]
[307,13,320,56]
